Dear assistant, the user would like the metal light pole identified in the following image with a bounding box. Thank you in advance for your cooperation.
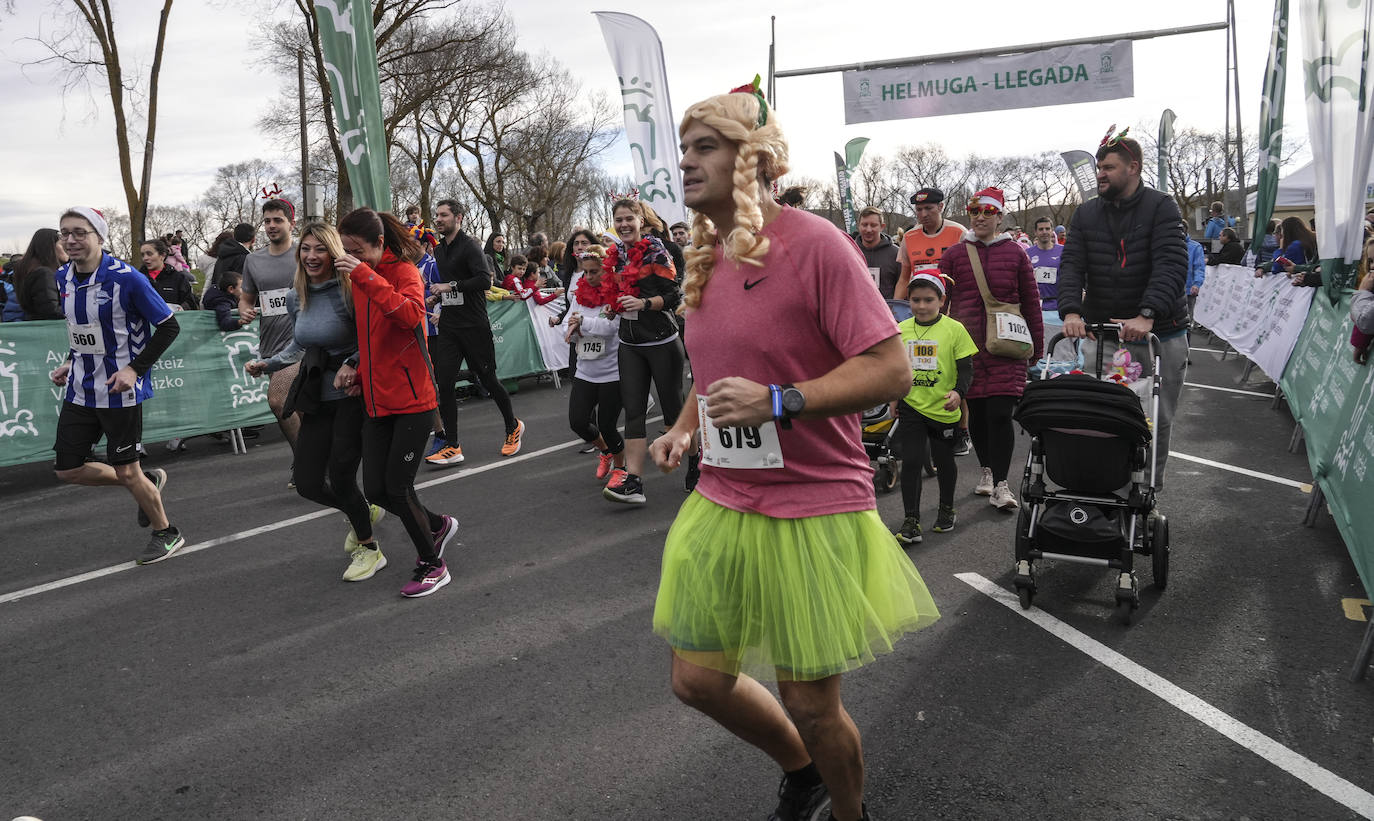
[298,49,310,218]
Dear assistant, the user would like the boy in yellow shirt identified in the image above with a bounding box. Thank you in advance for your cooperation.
[893,272,977,544]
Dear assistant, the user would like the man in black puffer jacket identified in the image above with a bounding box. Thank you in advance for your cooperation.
[1058,130,1188,489]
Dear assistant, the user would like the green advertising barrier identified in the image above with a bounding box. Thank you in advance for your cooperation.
[0,312,276,468]
[0,302,550,469]
[1280,293,1374,595]
[487,299,550,380]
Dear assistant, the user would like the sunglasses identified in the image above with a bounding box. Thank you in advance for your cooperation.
[966,205,1000,217]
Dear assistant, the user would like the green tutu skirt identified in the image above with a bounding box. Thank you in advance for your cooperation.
[652,493,940,681]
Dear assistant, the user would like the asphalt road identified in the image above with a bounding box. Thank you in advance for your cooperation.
[2,340,1372,821]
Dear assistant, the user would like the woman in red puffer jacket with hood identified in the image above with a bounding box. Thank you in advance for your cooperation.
[336,207,458,599]
[939,187,1043,512]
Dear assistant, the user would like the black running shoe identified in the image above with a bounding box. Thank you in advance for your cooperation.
[769,774,831,821]
[603,472,646,504]
[953,431,971,456]
[825,804,870,821]
[137,468,168,528]
[932,505,957,533]
[137,526,185,565]
[894,516,922,545]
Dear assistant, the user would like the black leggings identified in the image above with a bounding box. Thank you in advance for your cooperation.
[897,403,958,517]
[361,410,445,562]
[569,378,624,453]
[619,339,684,439]
[435,325,516,441]
[294,397,372,539]
[967,395,1019,483]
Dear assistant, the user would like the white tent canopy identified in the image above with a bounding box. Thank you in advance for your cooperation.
[1246,160,1374,212]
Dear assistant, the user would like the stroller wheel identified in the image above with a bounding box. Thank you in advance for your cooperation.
[1013,560,1035,609]
[1017,585,1034,610]
[1115,598,1134,625]
[874,462,900,494]
[1151,514,1170,590]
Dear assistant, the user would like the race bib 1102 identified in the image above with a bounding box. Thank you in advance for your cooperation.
[696,396,784,469]
[995,312,1033,345]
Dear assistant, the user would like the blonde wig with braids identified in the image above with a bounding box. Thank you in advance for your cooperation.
[678,91,790,311]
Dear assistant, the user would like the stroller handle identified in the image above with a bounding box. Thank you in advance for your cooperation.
[1042,323,1161,379]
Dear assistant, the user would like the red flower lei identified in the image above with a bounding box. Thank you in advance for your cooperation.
[574,273,611,308]
[601,238,654,313]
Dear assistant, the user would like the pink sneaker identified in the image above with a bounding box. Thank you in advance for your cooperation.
[596,451,615,479]
[401,560,450,598]
[604,467,628,491]
[432,515,458,559]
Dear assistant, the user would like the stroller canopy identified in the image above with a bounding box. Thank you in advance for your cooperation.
[1014,374,1151,444]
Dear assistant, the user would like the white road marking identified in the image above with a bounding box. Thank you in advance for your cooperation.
[0,433,615,606]
[1169,450,1309,490]
[1184,381,1275,398]
[956,572,1374,819]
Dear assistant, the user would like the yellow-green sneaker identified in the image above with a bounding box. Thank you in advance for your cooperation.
[344,504,386,552]
[343,544,386,582]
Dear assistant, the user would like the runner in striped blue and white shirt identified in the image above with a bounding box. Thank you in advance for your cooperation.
[50,207,187,566]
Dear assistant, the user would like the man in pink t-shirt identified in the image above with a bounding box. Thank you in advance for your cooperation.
[649,82,940,821]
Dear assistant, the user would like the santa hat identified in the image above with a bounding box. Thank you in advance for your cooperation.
[908,272,946,297]
[971,187,1005,212]
[66,206,108,244]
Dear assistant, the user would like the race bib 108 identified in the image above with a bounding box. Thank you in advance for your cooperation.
[907,339,938,371]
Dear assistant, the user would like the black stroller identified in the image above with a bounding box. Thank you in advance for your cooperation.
[1010,324,1170,625]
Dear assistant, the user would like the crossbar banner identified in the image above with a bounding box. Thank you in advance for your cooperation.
[1193,264,1313,381]
[842,40,1133,124]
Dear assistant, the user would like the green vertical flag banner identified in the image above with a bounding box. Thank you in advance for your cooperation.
[835,152,857,234]
[1157,109,1176,194]
[844,137,870,172]
[316,0,392,210]
[1251,0,1289,255]
[1300,0,1374,299]
[841,137,870,234]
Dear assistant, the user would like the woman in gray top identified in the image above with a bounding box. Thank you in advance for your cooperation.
[247,223,385,583]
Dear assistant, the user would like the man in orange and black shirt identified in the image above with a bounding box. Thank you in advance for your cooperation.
[893,187,966,300]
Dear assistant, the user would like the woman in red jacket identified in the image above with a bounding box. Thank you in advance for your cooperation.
[337,208,458,598]
[939,187,1043,511]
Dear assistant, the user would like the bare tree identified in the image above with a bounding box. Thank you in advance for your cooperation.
[21,0,175,250]
[257,0,477,214]
[201,159,284,229]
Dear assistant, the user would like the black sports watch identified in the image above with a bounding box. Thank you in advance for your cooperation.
[1138,307,1156,320]
[780,384,806,422]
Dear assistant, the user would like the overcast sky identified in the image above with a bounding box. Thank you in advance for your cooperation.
[1,0,1305,250]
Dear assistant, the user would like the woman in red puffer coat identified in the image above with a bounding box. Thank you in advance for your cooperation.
[939,187,1043,512]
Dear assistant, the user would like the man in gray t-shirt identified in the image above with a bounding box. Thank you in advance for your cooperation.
[242,241,298,359]
[238,198,301,460]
